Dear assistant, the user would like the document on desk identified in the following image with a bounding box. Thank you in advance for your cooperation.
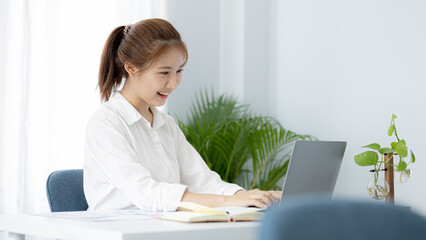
[32,210,157,222]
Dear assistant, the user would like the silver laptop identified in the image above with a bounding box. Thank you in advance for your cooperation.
[279,140,347,202]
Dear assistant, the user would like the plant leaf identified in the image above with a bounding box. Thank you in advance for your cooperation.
[395,140,408,157]
[354,151,378,166]
[379,147,394,154]
[391,142,398,150]
[411,150,415,163]
[391,114,397,122]
[397,161,407,172]
[362,143,381,151]
[387,124,395,136]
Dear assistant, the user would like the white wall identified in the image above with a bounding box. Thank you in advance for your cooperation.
[165,0,275,119]
[275,0,426,214]
[165,0,222,120]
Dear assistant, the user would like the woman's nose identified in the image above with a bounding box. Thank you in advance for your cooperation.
[167,74,178,89]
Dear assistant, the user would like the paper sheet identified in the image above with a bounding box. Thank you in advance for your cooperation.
[32,210,157,221]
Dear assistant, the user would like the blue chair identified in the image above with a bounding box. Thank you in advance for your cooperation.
[259,196,426,240]
[46,169,88,212]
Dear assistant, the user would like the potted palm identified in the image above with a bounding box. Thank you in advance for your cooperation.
[177,90,314,190]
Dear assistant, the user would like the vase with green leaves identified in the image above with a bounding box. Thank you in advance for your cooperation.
[354,114,415,200]
[177,90,314,190]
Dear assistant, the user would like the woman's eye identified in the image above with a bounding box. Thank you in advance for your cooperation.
[177,69,184,73]
[160,72,169,75]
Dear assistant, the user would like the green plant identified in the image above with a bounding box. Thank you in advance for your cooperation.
[354,114,415,179]
[177,89,314,190]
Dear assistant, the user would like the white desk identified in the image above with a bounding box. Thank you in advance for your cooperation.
[0,212,260,240]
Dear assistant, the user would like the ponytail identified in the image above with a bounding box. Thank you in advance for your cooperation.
[98,26,126,102]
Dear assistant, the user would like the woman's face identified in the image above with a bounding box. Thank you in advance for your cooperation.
[124,47,185,110]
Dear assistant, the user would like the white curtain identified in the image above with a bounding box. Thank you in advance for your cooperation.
[0,0,166,216]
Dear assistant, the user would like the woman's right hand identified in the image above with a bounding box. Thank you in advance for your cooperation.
[226,189,282,208]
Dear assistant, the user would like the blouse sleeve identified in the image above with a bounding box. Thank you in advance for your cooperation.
[85,111,188,211]
[172,120,244,196]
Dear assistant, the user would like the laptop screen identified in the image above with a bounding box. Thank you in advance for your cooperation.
[279,141,347,203]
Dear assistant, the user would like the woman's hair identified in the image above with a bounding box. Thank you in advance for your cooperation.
[98,18,188,102]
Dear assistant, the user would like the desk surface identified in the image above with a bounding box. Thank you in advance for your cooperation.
[0,212,260,240]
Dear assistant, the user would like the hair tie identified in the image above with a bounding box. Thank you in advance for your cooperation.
[123,24,131,35]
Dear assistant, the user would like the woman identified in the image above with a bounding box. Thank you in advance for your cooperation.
[84,18,281,212]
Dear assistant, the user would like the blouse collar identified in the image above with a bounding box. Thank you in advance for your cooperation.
[110,91,166,129]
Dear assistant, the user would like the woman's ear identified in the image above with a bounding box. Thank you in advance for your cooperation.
[124,62,137,77]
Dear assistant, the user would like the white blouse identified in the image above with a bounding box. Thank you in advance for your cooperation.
[84,92,243,212]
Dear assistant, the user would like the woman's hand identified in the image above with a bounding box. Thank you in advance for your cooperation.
[226,189,282,208]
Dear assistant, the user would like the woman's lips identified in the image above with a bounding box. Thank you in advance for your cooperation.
[157,92,169,99]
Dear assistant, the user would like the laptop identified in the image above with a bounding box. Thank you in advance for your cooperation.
[279,140,347,204]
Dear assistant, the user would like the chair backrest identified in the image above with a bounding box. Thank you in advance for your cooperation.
[46,169,88,212]
[259,196,426,240]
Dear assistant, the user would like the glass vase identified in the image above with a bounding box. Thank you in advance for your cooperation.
[394,168,411,183]
[367,169,389,200]
[392,154,412,183]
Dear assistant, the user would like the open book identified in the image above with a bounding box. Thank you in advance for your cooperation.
[159,202,264,223]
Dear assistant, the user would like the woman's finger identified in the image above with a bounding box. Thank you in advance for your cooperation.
[255,191,274,206]
[269,190,282,201]
[248,200,267,208]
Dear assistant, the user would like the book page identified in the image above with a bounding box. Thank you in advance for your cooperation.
[175,202,228,216]
[160,211,230,223]
[213,206,264,216]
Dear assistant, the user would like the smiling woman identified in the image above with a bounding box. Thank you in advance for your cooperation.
[120,47,186,123]
[84,18,281,212]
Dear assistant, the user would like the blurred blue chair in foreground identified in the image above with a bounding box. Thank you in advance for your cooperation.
[259,196,426,240]
[46,169,88,212]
